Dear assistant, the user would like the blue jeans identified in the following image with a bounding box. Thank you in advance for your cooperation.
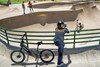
[55,41,64,65]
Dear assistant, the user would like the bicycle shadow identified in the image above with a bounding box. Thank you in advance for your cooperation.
[11,61,55,67]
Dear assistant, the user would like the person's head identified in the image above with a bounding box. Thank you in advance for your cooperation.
[79,23,81,25]
[77,19,78,22]
[22,1,24,3]
[57,21,65,29]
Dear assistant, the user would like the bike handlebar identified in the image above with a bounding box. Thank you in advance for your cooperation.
[21,33,26,40]
[37,41,43,45]
[20,33,43,47]
[20,33,26,47]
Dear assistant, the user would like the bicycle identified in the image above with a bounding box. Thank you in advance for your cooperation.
[10,33,54,64]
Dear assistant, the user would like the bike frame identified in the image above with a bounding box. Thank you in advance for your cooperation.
[19,34,42,59]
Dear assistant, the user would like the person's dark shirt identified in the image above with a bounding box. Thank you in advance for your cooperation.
[22,3,25,9]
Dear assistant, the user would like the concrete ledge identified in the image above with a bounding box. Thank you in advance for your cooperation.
[0,10,81,29]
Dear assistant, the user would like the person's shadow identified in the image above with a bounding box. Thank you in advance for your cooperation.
[61,49,72,67]
[64,53,72,67]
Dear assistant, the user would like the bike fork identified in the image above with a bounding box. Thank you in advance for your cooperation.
[35,45,40,67]
[18,48,23,55]
[35,45,40,61]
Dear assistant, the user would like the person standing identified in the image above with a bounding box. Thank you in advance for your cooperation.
[53,21,70,67]
[22,1,25,14]
[28,1,33,12]
[76,19,84,33]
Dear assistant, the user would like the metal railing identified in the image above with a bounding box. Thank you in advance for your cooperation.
[0,26,100,48]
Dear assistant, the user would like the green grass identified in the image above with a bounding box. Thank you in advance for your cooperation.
[0,0,7,4]
[0,0,27,4]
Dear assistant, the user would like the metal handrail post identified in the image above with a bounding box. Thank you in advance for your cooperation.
[5,30,9,45]
[99,40,100,45]
[73,31,76,48]
[25,32,29,48]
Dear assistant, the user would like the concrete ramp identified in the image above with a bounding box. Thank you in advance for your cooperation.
[0,2,100,67]
[0,2,100,30]
[69,50,100,67]
[72,2,100,29]
[0,40,100,67]
[0,41,11,58]
[32,2,73,8]
[0,10,81,29]
[91,5,100,19]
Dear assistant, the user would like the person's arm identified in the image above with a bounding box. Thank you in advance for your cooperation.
[64,28,70,33]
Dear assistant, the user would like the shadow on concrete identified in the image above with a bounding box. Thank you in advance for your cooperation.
[60,51,72,67]
[66,51,72,66]
[11,61,55,67]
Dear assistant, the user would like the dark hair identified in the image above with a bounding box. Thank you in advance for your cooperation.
[57,21,64,29]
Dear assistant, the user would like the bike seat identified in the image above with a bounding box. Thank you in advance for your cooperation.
[37,41,43,45]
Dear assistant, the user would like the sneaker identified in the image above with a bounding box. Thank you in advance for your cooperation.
[57,62,64,67]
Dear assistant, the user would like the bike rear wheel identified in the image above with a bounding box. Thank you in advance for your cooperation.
[10,50,25,64]
[40,49,54,63]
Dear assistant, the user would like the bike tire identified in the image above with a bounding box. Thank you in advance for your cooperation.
[40,49,54,63]
[10,50,25,64]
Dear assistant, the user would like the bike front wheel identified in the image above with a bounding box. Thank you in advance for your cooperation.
[40,49,54,63]
[10,50,25,64]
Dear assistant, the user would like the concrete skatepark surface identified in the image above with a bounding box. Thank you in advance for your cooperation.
[0,1,100,67]
[0,39,100,67]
